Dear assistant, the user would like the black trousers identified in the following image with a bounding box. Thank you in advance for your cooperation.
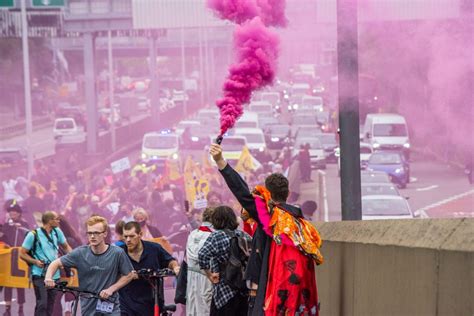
[210,293,248,316]
[32,276,57,316]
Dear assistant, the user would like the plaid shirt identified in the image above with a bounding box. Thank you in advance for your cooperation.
[198,229,248,309]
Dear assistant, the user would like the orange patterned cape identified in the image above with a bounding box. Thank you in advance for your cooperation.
[253,185,324,265]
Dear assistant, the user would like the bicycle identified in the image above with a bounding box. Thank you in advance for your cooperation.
[53,281,118,316]
[136,268,177,316]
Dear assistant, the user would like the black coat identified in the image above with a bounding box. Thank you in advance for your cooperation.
[219,164,303,316]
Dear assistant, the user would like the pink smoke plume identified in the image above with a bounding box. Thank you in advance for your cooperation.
[207,0,287,26]
[256,0,287,27]
[207,0,259,24]
[207,0,286,135]
[216,17,280,134]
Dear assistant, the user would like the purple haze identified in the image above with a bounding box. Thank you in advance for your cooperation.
[207,0,286,135]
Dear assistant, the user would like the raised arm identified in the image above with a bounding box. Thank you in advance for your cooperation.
[209,144,260,224]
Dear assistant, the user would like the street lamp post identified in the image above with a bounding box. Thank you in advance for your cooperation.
[20,0,34,179]
[108,30,116,152]
[337,0,362,220]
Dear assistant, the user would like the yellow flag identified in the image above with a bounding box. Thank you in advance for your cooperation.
[183,156,209,208]
[235,146,255,173]
[167,158,181,181]
[0,247,31,288]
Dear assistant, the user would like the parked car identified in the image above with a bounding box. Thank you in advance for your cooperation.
[360,170,392,184]
[258,116,279,130]
[175,120,200,136]
[336,142,375,175]
[234,128,266,155]
[249,100,273,115]
[53,117,85,145]
[0,148,26,169]
[361,183,400,197]
[264,124,292,149]
[300,95,324,113]
[55,103,86,126]
[360,142,373,169]
[180,125,218,150]
[313,133,338,163]
[293,137,326,169]
[366,151,410,188]
[362,195,413,220]
[213,136,248,165]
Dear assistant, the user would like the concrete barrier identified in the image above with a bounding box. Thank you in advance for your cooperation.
[313,218,473,316]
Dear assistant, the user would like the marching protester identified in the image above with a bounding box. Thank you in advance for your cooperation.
[44,215,134,316]
[209,143,324,316]
[185,207,215,316]
[198,205,251,316]
[19,211,72,316]
[132,207,162,238]
[119,221,180,316]
[2,200,30,316]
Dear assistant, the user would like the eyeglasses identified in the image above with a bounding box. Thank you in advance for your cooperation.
[86,231,105,237]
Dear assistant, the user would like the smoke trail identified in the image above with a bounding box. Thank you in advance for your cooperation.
[207,0,259,24]
[207,0,287,27]
[207,0,286,135]
[256,0,287,27]
[217,17,280,134]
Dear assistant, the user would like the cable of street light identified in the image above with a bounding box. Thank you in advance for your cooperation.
[20,0,34,179]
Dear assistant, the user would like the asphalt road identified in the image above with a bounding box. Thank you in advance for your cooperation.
[1,113,149,160]
[325,152,474,220]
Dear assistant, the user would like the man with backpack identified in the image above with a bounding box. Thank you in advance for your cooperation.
[198,205,251,316]
[210,143,323,316]
[19,211,72,316]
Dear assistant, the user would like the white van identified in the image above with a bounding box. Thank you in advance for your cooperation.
[219,136,248,163]
[234,111,259,129]
[249,101,273,115]
[300,96,324,112]
[53,118,85,144]
[362,113,410,158]
[290,83,311,96]
[141,132,179,163]
[234,127,266,154]
[260,92,281,107]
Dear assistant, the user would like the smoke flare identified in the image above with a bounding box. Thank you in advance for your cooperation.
[217,17,280,134]
[207,0,286,135]
[207,0,287,26]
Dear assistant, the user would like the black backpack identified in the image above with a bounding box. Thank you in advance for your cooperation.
[25,228,59,266]
[220,229,251,292]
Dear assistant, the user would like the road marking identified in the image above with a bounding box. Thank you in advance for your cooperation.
[415,189,474,217]
[320,171,329,222]
[410,177,418,183]
[416,185,439,192]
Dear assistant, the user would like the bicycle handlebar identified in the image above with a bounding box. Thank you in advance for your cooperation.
[136,268,176,279]
[53,281,116,303]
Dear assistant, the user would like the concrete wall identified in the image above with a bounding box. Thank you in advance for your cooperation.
[313,218,473,316]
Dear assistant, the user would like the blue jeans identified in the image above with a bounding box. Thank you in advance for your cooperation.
[32,276,57,316]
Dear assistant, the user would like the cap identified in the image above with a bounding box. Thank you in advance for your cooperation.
[4,199,22,213]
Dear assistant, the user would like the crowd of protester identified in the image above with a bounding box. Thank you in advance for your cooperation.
[0,142,320,316]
